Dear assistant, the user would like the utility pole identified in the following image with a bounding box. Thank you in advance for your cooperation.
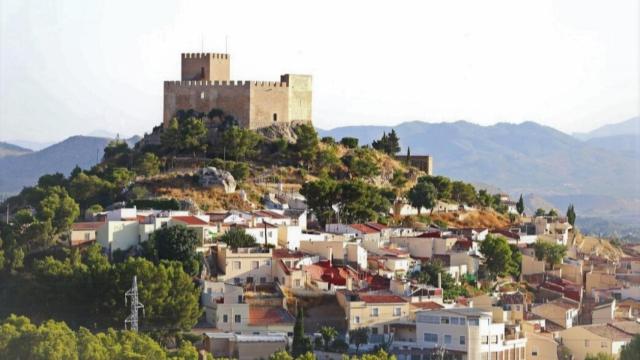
[124,276,145,332]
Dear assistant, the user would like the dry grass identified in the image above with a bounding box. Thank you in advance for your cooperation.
[430,209,511,229]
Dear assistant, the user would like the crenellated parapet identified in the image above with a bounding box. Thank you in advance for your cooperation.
[164,80,289,88]
[181,52,229,59]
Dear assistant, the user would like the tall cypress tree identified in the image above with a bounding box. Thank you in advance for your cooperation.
[516,194,525,215]
[292,306,311,357]
[566,204,576,226]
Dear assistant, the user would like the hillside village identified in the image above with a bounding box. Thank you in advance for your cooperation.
[1,52,639,360]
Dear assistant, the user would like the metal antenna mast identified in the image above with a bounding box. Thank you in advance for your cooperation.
[124,276,144,332]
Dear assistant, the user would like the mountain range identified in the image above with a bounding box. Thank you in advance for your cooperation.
[0,135,139,196]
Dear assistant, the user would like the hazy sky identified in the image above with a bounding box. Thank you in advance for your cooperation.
[1,0,638,142]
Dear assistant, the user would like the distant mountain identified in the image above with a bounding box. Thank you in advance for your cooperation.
[585,134,640,157]
[0,136,114,194]
[4,139,56,151]
[573,116,639,140]
[0,142,32,158]
[318,120,640,199]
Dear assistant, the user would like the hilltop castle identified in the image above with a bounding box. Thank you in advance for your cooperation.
[163,53,312,129]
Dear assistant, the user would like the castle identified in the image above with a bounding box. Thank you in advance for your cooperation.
[163,53,312,129]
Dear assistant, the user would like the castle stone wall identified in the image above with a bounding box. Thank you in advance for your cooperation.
[163,81,251,127]
[281,74,312,124]
[249,82,290,129]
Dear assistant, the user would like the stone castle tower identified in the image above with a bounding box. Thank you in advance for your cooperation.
[163,53,312,129]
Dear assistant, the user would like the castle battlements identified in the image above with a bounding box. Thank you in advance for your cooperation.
[164,52,311,130]
[181,52,229,59]
[164,80,289,88]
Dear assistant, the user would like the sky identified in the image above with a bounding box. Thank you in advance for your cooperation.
[1,0,638,143]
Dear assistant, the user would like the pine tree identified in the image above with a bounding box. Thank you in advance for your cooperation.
[516,194,525,215]
[387,129,401,154]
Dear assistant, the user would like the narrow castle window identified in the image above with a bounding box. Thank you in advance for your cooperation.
[273,113,278,122]
[200,91,205,99]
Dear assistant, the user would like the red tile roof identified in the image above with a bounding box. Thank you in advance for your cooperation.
[72,222,104,231]
[172,216,209,225]
[411,301,444,310]
[272,249,305,259]
[350,223,380,234]
[365,222,388,231]
[253,210,287,219]
[358,294,407,304]
[248,306,295,326]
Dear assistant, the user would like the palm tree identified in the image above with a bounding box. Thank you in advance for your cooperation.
[319,326,338,352]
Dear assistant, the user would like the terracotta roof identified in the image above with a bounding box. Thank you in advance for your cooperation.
[72,222,104,231]
[492,229,520,239]
[418,231,442,238]
[248,306,295,326]
[358,294,407,304]
[411,301,444,310]
[253,210,287,219]
[272,249,305,259]
[350,223,380,234]
[586,323,634,341]
[365,222,388,231]
[172,216,209,225]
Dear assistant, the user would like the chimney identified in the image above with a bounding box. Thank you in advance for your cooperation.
[328,247,333,267]
[438,272,442,289]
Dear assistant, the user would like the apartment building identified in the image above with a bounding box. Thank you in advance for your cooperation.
[410,308,527,360]
[215,245,274,284]
[336,290,411,334]
[559,321,640,360]
[530,297,580,329]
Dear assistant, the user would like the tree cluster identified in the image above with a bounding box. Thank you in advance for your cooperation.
[300,178,393,226]
[479,235,521,280]
[371,130,400,155]
[533,241,567,269]
[0,314,200,360]
[0,244,201,341]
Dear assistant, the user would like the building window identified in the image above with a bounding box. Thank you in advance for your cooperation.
[532,347,538,356]
[234,315,241,323]
[233,261,241,270]
[295,279,301,287]
[273,113,278,122]
[268,231,273,238]
[423,333,438,343]
[222,314,228,323]
[371,328,378,335]
[260,277,266,284]
[515,305,521,311]
[354,316,360,324]
[491,336,498,344]
[441,317,449,324]
[420,316,440,324]
[481,336,488,344]
[200,91,205,99]
[246,277,253,283]
[372,308,379,317]
[451,317,459,325]
[460,336,465,345]
[601,341,606,348]
[252,261,259,270]
[460,317,466,325]
[468,318,479,326]
[444,335,452,344]
[394,307,401,316]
